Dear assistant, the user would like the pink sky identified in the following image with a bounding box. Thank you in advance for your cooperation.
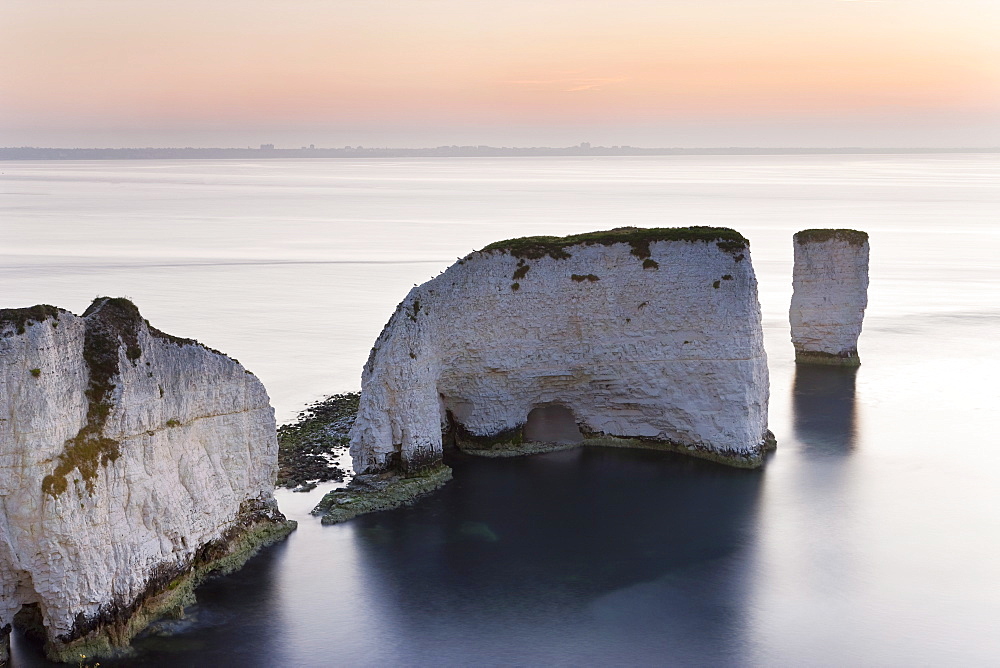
[3,0,999,147]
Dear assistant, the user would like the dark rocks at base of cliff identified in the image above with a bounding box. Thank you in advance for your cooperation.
[0,624,9,667]
[276,393,358,491]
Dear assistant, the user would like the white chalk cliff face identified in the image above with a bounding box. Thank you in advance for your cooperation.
[0,298,293,663]
[350,228,773,475]
[790,229,870,365]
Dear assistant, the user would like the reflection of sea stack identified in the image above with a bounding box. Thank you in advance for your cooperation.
[0,298,294,664]
[790,229,869,366]
[792,365,859,452]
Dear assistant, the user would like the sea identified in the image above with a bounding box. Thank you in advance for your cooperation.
[3,154,1000,666]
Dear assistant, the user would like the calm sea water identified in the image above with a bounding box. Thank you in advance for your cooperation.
[3,155,1000,666]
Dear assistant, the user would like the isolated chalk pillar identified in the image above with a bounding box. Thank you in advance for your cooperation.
[790,229,869,366]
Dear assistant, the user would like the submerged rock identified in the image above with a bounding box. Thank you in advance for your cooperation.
[345,227,772,510]
[790,229,870,366]
[0,297,295,663]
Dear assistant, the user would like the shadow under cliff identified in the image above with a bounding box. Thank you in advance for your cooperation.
[792,364,860,455]
[349,446,766,664]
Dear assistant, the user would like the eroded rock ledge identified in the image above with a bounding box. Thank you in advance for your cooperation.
[316,228,773,523]
[790,229,870,366]
[0,297,295,663]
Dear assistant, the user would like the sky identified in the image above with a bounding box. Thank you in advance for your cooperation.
[2,0,1000,148]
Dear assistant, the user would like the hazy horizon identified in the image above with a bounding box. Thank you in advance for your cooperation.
[4,0,1000,149]
[6,143,1000,152]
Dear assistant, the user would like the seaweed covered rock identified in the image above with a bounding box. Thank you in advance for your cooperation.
[349,227,773,482]
[277,393,358,490]
[790,229,870,366]
[0,297,294,663]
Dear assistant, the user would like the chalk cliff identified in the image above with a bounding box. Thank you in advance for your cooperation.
[0,298,294,663]
[349,227,773,482]
[790,229,870,366]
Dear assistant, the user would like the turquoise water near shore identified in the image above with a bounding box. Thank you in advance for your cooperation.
[4,155,1000,665]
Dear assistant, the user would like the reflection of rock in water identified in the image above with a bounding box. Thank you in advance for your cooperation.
[792,365,859,452]
[350,448,763,661]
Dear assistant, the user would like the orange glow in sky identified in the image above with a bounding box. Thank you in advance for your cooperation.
[3,0,999,146]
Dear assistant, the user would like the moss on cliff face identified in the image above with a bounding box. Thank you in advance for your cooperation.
[794,229,868,246]
[41,299,138,497]
[478,226,748,260]
[40,297,252,498]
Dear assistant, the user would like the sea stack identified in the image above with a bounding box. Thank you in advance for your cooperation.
[790,229,870,366]
[0,298,294,663]
[321,228,772,522]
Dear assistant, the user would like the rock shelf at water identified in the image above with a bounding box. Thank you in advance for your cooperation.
[276,392,357,491]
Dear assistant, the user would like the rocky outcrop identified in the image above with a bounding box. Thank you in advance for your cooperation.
[0,298,294,663]
[348,227,772,486]
[790,229,870,366]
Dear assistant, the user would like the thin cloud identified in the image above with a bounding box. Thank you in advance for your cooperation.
[504,76,627,93]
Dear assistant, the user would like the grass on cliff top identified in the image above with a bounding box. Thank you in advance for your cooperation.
[794,229,868,246]
[0,304,65,335]
[478,226,748,260]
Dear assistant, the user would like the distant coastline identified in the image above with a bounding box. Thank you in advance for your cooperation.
[2,145,999,160]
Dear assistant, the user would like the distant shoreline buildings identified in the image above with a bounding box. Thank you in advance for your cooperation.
[2,144,998,160]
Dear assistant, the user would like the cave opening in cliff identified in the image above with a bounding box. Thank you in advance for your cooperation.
[523,404,584,444]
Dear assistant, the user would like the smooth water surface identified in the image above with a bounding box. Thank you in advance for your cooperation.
[3,155,1000,666]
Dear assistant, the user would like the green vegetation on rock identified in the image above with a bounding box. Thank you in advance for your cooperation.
[312,465,453,525]
[795,349,861,367]
[479,226,748,260]
[38,296,253,498]
[276,393,358,488]
[0,304,64,336]
[41,299,137,497]
[794,228,868,246]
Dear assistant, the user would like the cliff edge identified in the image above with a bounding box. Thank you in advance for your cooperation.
[0,298,294,663]
[328,227,772,522]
